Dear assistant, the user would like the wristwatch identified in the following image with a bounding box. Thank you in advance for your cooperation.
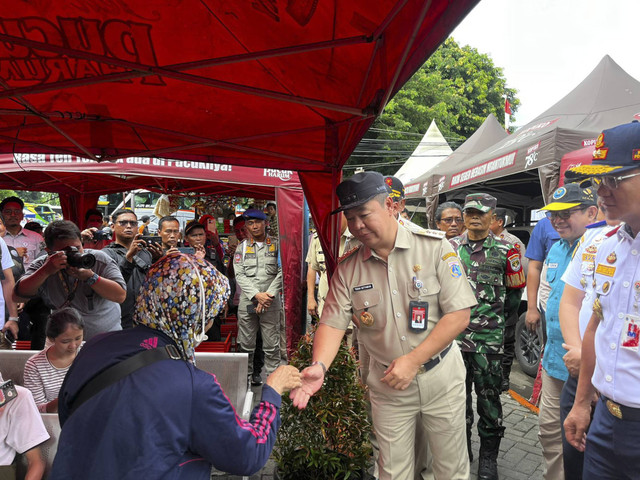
[85,272,100,286]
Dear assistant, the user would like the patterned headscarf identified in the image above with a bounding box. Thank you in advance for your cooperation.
[133,253,230,363]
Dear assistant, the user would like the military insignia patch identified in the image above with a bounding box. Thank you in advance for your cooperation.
[234,253,241,263]
[593,148,609,160]
[508,253,522,272]
[595,132,605,148]
[441,252,456,261]
[449,262,463,278]
[595,263,616,277]
[553,187,567,199]
[633,149,640,161]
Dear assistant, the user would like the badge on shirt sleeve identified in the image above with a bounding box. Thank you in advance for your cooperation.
[621,314,640,351]
[409,301,428,332]
[449,262,463,278]
[234,253,241,264]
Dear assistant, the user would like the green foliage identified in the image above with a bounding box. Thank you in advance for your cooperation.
[347,37,519,173]
[0,190,60,205]
[275,330,372,480]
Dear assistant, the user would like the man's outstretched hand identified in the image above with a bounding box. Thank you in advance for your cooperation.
[289,363,325,409]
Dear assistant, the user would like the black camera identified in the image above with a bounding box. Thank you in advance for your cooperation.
[93,228,112,241]
[65,246,96,269]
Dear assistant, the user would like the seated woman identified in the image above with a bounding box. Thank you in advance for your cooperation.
[50,253,301,479]
[23,307,84,413]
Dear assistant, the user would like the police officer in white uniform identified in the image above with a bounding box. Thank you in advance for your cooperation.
[291,172,477,480]
[564,121,640,478]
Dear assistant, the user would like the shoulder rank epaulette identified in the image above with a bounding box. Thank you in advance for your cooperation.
[414,228,446,239]
[338,244,361,263]
[605,225,622,237]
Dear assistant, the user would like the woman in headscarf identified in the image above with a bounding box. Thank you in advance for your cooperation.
[50,253,301,480]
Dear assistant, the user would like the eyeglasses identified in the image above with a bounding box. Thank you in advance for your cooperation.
[545,207,587,220]
[116,220,138,227]
[590,171,640,189]
[439,216,463,224]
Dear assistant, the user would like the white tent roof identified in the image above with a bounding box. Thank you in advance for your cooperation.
[394,120,452,183]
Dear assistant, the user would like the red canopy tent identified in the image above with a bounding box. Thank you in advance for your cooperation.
[0,0,479,266]
[0,1,479,348]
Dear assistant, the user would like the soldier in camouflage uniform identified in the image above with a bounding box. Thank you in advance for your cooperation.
[450,193,525,480]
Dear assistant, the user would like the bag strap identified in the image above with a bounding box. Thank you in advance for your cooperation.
[67,344,183,417]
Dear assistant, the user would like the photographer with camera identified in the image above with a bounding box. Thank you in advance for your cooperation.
[14,221,126,341]
[103,209,163,329]
[80,209,111,250]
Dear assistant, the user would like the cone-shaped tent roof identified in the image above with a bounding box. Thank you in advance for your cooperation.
[405,114,507,198]
[423,55,640,200]
[394,120,452,184]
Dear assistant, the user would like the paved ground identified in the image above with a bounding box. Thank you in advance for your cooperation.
[212,386,543,480]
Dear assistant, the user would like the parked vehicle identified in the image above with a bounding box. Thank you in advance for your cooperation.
[505,224,546,378]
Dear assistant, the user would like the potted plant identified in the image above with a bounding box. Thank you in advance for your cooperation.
[274,330,373,480]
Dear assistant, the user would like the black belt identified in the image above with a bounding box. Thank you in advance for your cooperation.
[417,344,452,374]
[602,395,640,421]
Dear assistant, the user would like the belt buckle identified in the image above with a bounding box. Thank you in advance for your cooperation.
[606,399,623,419]
[165,345,181,360]
[417,365,426,375]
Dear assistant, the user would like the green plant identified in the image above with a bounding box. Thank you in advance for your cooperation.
[275,330,372,480]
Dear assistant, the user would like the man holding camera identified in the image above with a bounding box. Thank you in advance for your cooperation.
[81,208,110,250]
[14,220,126,340]
[103,209,163,329]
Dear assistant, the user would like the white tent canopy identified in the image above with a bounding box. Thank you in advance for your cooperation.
[394,120,452,183]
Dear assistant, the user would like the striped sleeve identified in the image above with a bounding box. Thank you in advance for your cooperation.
[23,349,69,412]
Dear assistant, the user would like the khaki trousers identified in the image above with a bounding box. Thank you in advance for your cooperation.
[538,368,565,480]
[368,343,469,480]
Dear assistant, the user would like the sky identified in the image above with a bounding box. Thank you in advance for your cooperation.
[451,0,640,128]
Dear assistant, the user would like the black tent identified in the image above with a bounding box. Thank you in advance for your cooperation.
[420,55,640,217]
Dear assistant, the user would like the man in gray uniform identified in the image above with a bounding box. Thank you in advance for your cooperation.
[234,208,283,384]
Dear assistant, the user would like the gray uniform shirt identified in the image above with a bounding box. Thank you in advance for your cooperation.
[17,250,126,340]
[234,236,283,308]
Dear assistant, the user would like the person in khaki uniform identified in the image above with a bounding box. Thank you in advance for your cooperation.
[234,208,283,383]
[291,172,477,480]
[306,213,354,318]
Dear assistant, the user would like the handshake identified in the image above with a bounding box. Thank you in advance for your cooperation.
[266,365,303,395]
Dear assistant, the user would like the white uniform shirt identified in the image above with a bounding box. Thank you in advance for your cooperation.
[591,224,640,407]
[561,224,617,338]
[0,373,50,465]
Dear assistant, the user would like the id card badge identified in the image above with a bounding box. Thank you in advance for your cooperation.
[621,314,640,351]
[409,301,428,332]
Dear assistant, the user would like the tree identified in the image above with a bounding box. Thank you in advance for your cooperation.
[346,38,519,173]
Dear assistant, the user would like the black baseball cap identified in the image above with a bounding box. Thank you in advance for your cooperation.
[332,171,391,214]
[384,176,405,201]
[541,183,596,211]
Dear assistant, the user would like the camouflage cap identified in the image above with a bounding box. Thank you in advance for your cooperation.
[541,182,596,211]
[463,193,497,213]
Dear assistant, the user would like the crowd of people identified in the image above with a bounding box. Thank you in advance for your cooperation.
[1,120,640,479]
